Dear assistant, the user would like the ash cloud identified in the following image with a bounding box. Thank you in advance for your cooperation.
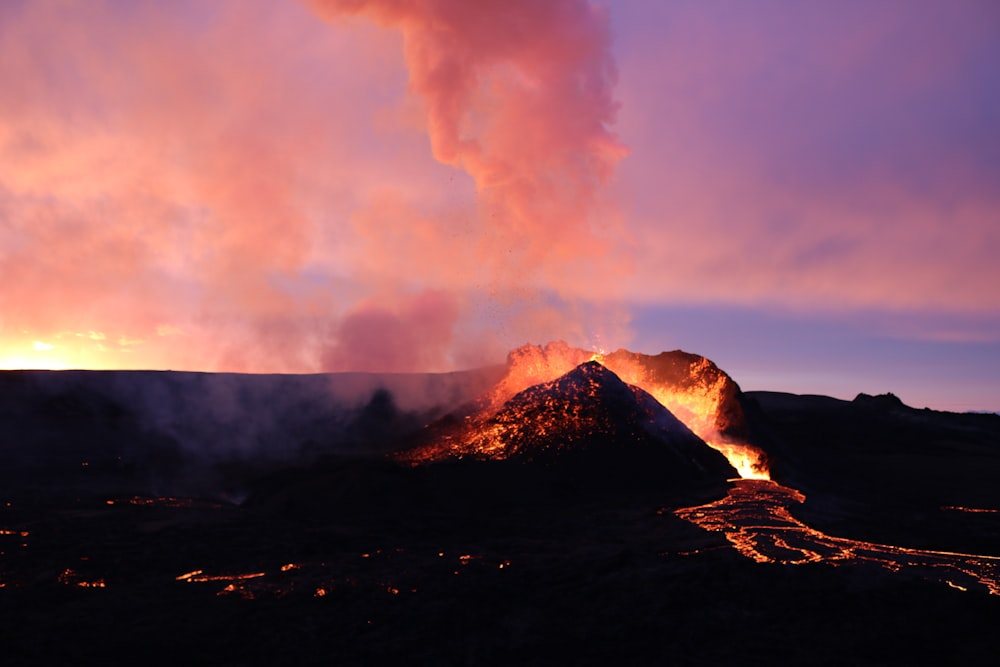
[309,0,627,268]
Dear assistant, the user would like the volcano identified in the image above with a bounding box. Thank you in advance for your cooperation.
[485,342,749,439]
[479,341,769,478]
[400,361,737,487]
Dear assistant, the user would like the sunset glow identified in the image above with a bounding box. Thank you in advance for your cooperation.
[2,338,99,371]
[0,330,171,371]
[1,0,997,409]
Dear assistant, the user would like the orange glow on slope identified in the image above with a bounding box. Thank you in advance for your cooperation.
[471,342,769,478]
[597,353,769,480]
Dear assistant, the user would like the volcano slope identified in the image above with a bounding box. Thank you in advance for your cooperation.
[401,361,734,476]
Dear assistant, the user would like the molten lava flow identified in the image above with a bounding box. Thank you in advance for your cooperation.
[706,442,770,481]
[175,569,266,583]
[675,479,1000,596]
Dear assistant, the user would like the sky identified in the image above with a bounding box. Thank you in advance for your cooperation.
[1,0,998,411]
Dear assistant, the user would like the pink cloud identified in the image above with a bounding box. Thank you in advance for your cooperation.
[0,1,444,370]
[613,0,1000,314]
[1,0,635,370]
[309,0,629,277]
[1,0,997,374]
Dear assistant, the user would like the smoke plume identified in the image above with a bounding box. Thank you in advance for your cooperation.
[312,0,629,367]
[310,0,626,264]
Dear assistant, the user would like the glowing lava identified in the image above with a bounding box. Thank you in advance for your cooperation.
[58,568,106,589]
[675,479,1000,596]
[708,442,769,480]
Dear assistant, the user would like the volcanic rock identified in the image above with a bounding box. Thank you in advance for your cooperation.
[852,391,906,411]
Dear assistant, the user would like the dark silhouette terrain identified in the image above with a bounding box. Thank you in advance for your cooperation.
[1,356,999,664]
[0,367,504,501]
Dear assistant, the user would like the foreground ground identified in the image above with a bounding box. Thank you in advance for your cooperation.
[3,467,999,666]
[3,368,999,663]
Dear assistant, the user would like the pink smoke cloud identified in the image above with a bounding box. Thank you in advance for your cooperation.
[322,289,459,372]
[309,0,629,277]
[305,0,635,367]
[0,1,465,370]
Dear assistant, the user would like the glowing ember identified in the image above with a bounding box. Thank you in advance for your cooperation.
[942,506,1000,514]
[176,570,267,583]
[58,568,106,588]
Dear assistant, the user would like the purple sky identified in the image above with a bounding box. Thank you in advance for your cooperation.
[1,0,998,410]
